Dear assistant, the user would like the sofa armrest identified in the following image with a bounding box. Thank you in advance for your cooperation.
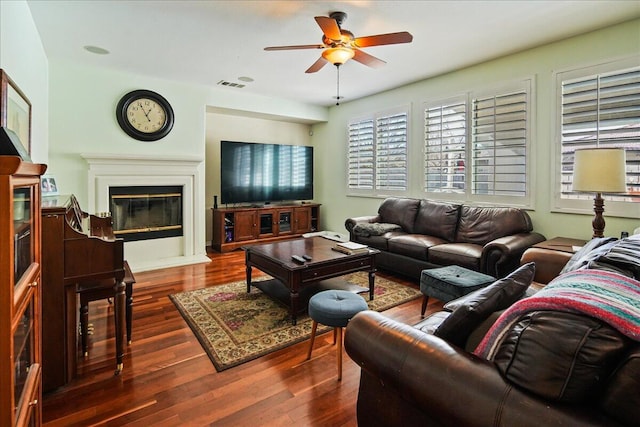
[481,232,546,278]
[344,215,381,233]
[345,311,621,427]
[520,247,573,284]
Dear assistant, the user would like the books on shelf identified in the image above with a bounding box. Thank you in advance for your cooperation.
[332,241,369,255]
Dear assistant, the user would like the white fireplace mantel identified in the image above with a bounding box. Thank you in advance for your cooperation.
[82,153,210,272]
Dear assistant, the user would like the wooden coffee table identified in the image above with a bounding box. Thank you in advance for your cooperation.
[243,237,380,325]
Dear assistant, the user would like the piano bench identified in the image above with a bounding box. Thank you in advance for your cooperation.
[77,261,136,357]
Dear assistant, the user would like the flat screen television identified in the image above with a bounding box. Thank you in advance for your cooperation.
[220,140,313,205]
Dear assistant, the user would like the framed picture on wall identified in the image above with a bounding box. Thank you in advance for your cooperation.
[0,69,31,155]
[41,175,59,196]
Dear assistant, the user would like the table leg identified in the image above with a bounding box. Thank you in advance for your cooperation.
[80,301,89,356]
[369,270,376,300]
[245,252,252,293]
[125,283,133,345]
[290,290,299,325]
[113,279,126,375]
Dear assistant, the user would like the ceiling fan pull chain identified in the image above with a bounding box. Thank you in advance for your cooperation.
[336,64,341,106]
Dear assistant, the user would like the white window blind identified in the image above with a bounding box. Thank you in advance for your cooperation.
[348,108,409,195]
[424,100,466,193]
[559,66,640,203]
[376,112,408,191]
[348,119,374,190]
[423,81,531,205]
[471,90,528,197]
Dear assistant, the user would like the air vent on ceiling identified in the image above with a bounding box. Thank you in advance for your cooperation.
[217,80,245,89]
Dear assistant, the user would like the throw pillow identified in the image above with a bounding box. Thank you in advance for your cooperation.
[352,222,402,237]
[433,262,535,347]
[559,237,617,274]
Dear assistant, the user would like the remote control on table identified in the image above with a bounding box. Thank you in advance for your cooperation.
[302,255,312,261]
[291,255,306,263]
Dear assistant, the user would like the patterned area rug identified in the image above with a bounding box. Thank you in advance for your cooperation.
[170,272,421,371]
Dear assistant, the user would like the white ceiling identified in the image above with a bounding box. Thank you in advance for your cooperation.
[27,0,640,107]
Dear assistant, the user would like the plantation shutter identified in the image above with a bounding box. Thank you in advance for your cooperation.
[471,90,528,197]
[376,112,408,191]
[348,119,375,190]
[560,67,640,200]
[424,100,467,193]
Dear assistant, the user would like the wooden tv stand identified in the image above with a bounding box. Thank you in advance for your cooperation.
[211,203,321,252]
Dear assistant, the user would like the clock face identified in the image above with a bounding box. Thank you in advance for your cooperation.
[116,90,174,141]
[126,98,167,133]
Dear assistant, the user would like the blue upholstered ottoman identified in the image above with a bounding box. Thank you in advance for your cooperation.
[306,290,368,381]
[420,265,495,317]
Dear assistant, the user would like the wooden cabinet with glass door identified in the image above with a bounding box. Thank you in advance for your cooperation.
[0,156,47,427]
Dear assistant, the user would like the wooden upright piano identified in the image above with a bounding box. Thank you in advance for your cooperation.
[41,194,125,392]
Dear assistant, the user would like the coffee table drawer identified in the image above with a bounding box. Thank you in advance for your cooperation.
[301,257,373,283]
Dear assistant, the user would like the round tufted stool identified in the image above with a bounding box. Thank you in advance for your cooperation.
[306,290,368,381]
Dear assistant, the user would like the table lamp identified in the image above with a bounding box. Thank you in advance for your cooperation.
[572,148,626,238]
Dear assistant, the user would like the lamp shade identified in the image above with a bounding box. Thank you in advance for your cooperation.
[573,148,626,193]
[322,47,355,65]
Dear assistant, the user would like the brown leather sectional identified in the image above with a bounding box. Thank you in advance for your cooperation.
[345,197,546,279]
[345,237,640,426]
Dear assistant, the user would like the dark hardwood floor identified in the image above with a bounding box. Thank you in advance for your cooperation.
[42,248,443,426]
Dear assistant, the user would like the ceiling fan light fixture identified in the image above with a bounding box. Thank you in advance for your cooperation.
[322,47,355,65]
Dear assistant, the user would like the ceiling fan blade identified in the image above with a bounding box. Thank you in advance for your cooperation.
[354,31,413,48]
[264,44,324,51]
[353,49,386,68]
[305,57,328,73]
[315,16,341,41]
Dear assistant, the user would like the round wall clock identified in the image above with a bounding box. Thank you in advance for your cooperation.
[116,89,174,141]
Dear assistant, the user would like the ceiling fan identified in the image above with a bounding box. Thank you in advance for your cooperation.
[264,11,413,73]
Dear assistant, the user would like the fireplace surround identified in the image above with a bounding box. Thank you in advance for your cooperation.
[82,153,209,272]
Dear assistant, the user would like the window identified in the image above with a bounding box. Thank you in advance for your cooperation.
[424,98,466,193]
[424,80,532,205]
[554,58,640,217]
[348,108,409,195]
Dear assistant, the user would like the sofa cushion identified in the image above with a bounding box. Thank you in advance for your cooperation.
[377,197,420,233]
[352,230,406,251]
[427,243,483,271]
[600,346,640,427]
[433,262,534,347]
[493,311,630,403]
[413,311,451,335]
[456,206,533,245]
[413,199,460,241]
[388,234,448,261]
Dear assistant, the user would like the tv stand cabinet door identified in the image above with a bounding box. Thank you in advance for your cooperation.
[293,207,312,234]
[234,210,258,241]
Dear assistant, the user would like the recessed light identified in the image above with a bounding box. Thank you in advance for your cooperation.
[84,45,110,55]
[238,76,254,83]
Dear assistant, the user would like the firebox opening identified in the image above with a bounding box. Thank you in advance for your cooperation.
[109,185,183,242]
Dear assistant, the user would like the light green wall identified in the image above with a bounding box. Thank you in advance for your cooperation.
[45,60,326,205]
[313,18,640,241]
[47,59,209,208]
[0,0,48,164]
[204,113,312,242]
[2,1,638,245]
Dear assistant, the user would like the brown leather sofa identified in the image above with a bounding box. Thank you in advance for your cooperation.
[345,238,640,427]
[346,310,638,427]
[345,197,545,279]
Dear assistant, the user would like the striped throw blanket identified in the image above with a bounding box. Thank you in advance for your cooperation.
[474,269,640,360]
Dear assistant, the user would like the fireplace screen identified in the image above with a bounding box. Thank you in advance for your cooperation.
[109,186,183,242]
